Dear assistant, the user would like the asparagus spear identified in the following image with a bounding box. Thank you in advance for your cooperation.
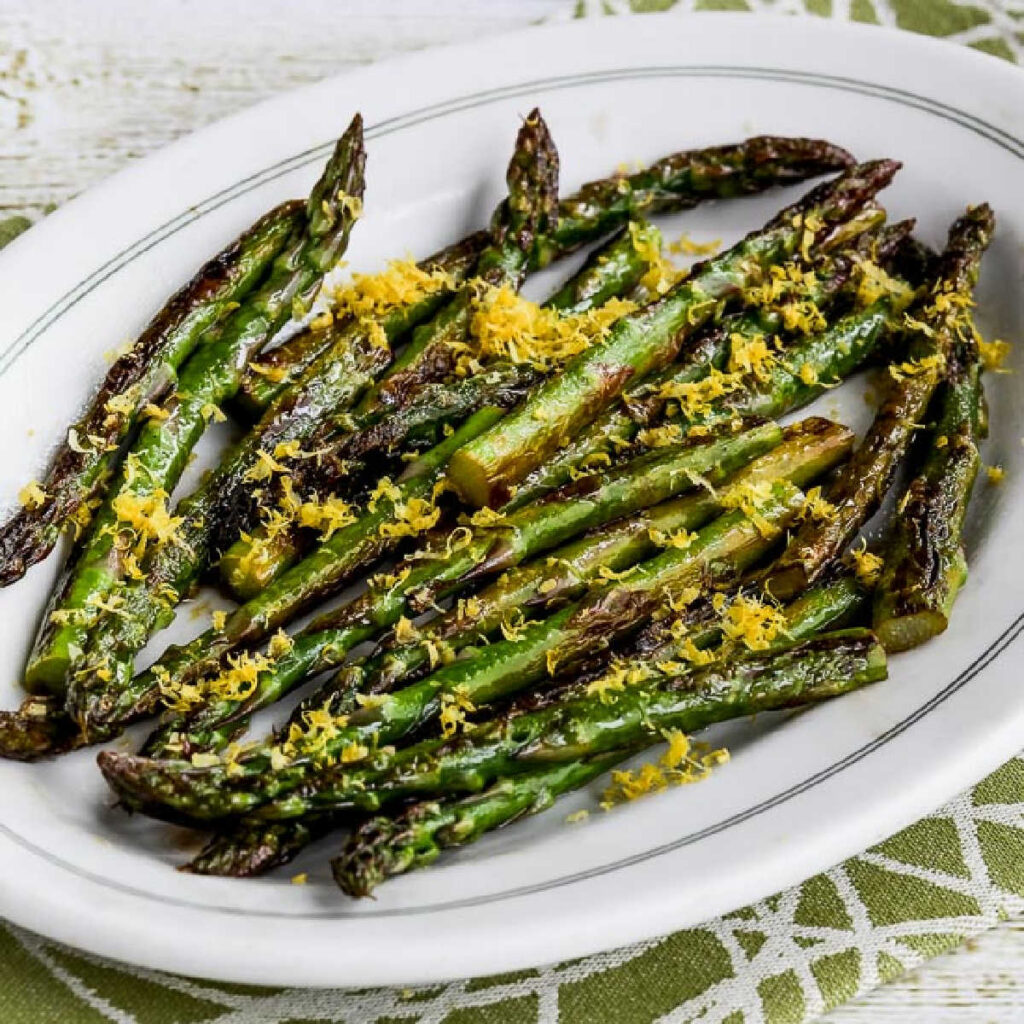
[266,629,886,823]
[0,201,305,586]
[349,418,851,698]
[25,115,367,695]
[764,206,994,601]
[532,135,854,268]
[219,220,655,600]
[337,754,624,895]
[229,134,855,415]
[63,112,559,738]
[446,161,900,506]
[138,420,786,756]
[498,217,915,513]
[192,570,866,877]
[332,576,871,894]
[321,630,886,886]
[872,211,994,652]
[97,463,822,822]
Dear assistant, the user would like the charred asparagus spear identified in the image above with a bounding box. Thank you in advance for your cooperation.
[192,569,867,877]
[872,208,995,652]
[446,161,900,506]
[97,450,837,823]
[0,201,305,586]
[64,112,560,738]
[332,575,872,894]
[219,219,655,601]
[230,134,856,414]
[764,205,994,600]
[138,421,785,756]
[25,114,367,695]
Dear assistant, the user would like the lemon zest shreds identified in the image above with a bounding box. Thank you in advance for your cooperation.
[656,367,745,418]
[247,361,288,382]
[728,332,778,384]
[465,283,636,372]
[17,481,47,510]
[600,730,729,809]
[103,393,136,419]
[439,688,475,738]
[340,741,369,764]
[849,540,884,587]
[500,610,529,643]
[394,616,419,644]
[143,402,170,421]
[200,403,227,424]
[799,486,836,522]
[598,564,638,582]
[719,594,789,651]
[211,610,228,632]
[799,363,819,386]
[279,706,351,767]
[111,489,183,548]
[333,257,452,331]
[888,351,945,382]
[296,495,356,539]
[585,659,654,702]
[268,629,295,658]
[669,233,721,257]
[628,221,682,296]
[987,465,1005,484]
[368,477,402,508]
[854,257,913,307]
[978,338,1012,372]
[637,423,686,449]
[648,526,697,550]
[467,507,507,528]
[378,496,441,540]
[719,479,781,538]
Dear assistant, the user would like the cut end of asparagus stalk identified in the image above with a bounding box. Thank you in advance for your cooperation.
[874,609,952,653]
[0,697,80,761]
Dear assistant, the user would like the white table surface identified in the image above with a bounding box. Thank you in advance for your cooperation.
[3,1,1023,1019]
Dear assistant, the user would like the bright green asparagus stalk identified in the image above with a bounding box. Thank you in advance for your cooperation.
[311,630,886,856]
[331,575,871,894]
[231,231,489,418]
[872,209,995,653]
[25,114,367,695]
[219,220,658,600]
[138,420,785,756]
[97,465,822,823]
[350,418,852,698]
[0,201,305,586]
[337,755,625,895]
[230,134,855,414]
[764,206,994,601]
[108,408,508,735]
[447,161,900,507]
[190,569,867,877]
[66,112,561,739]
[498,218,919,514]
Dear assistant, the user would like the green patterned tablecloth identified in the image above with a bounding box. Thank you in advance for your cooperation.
[1,2,1022,1021]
